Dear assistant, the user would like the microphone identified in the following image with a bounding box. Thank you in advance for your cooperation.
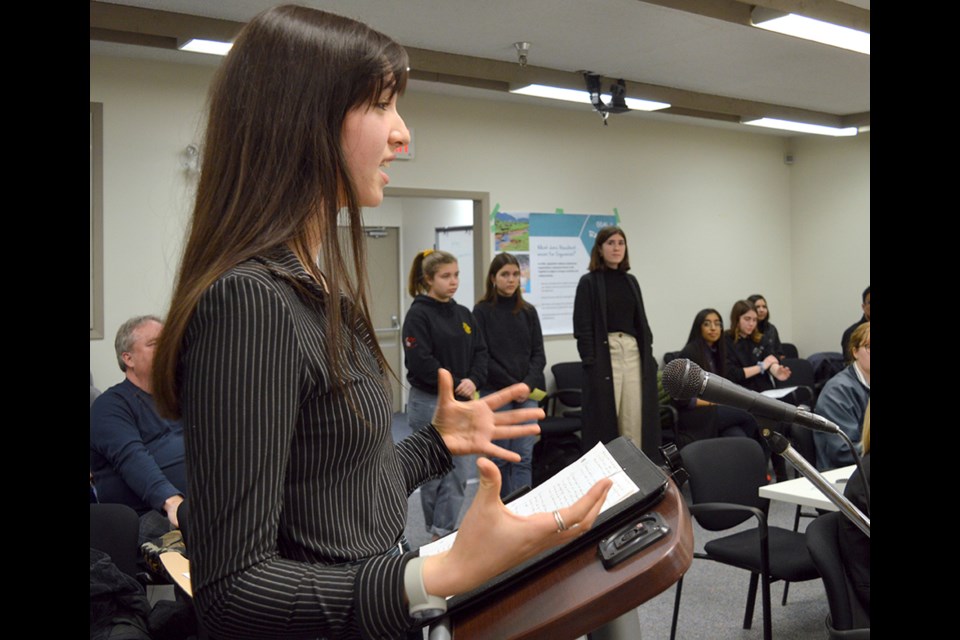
[661,358,840,435]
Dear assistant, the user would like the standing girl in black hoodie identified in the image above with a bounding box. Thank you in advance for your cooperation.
[403,249,488,539]
[473,253,546,497]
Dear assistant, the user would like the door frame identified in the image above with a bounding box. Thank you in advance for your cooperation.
[383,187,491,298]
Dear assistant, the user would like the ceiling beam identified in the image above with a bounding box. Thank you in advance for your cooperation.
[639,0,869,33]
[90,1,243,47]
[90,1,867,130]
[406,47,858,128]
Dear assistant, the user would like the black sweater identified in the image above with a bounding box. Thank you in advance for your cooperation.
[724,332,775,393]
[402,294,488,396]
[472,295,546,392]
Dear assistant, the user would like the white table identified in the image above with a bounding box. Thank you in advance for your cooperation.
[758,465,855,511]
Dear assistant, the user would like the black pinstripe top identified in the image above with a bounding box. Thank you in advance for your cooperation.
[179,246,453,639]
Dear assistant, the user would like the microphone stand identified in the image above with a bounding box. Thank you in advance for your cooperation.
[759,422,870,538]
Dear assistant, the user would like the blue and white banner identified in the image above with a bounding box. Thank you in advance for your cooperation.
[494,212,618,335]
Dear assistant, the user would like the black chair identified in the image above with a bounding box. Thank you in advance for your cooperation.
[533,362,584,485]
[659,403,680,447]
[90,503,142,580]
[670,438,820,640]
[780,342,799,359]
[806,512,870,638]
[778,421,824,605]
[548,361,583,419]
[776,357,817,408]
[808,351,847,393]
[663,351,682,366]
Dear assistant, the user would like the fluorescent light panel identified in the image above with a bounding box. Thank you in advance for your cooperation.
[510,84,670,111]
[743,117,858,137]
[179,38,233,56]
[752,11,869,55]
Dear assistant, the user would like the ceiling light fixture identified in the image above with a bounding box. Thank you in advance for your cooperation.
[742,117,858,137]
[750,7,869,55]
[510,84,670,112]
[178,38,233,56]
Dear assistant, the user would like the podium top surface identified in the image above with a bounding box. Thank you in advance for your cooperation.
[449,479,693,639]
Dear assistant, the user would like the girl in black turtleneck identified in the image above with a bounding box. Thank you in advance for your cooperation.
[572,226,660,461]
[473,253,546,498]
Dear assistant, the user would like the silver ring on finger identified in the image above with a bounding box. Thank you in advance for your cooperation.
[553,510,567,533]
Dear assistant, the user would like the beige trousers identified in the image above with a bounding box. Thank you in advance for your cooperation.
[608,332,643,449]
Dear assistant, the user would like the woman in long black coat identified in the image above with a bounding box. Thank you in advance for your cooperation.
[573,226,661,462]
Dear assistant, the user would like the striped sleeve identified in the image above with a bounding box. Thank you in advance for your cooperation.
[181,271,417,639]
[394,426,453,494]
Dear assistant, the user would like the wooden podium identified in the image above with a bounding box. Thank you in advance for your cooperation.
[446,479,692,639]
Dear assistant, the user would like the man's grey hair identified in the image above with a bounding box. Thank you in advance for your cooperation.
[115,315,163,372]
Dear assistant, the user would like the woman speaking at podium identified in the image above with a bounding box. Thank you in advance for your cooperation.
[152,5,611,638]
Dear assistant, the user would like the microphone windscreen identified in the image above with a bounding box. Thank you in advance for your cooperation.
[661,358,705,400]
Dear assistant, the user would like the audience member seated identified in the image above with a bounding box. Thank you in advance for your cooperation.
[90,315,186,545]
[723,299,791,393]
[840,286,870,362]
[724,300,793,480]
[814,322,870,470]
[670,308,763,448]
[838,399,870,613]
[747,293,784,359]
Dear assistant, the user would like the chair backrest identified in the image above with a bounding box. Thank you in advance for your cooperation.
[776,357,818,407]
[90,503,141,579]
[663,351,682,366]
[780,342,799,359]
[680,437,768,531]
[807,352,847,389]
[551,362,583,408]
[806,512,870,632]
[780,357,815,387]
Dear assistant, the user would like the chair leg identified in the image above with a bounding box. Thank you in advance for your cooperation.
[782,580,790,605]
[670,575,684,640]
[761,572,773,640]
[743,572,759,630]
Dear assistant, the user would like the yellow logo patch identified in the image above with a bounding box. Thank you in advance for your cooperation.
[462,322,472,334]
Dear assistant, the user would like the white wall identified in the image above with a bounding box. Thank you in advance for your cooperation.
[90,56,212,389]
[396,197,474,317]
[90,53,869,392]
[789,133,871,355]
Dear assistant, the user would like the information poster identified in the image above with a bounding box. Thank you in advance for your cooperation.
[493,212,618,335]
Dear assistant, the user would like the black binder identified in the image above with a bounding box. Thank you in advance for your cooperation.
[430,436,670,620]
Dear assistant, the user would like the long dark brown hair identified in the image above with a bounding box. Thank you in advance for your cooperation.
[479,252,527,314]
[683,308,728,375]
[154,5,408,418]
[588,226,630,272]
[747,293,772,332]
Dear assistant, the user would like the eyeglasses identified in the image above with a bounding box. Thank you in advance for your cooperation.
[702,320,722,328]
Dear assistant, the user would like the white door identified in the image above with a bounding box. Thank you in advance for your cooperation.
[363,227,403,413]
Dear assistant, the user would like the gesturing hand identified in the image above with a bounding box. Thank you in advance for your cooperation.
[422,457,612,597]
[432,368,543,462]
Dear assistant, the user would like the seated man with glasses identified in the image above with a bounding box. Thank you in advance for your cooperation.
[814,322,870,470]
